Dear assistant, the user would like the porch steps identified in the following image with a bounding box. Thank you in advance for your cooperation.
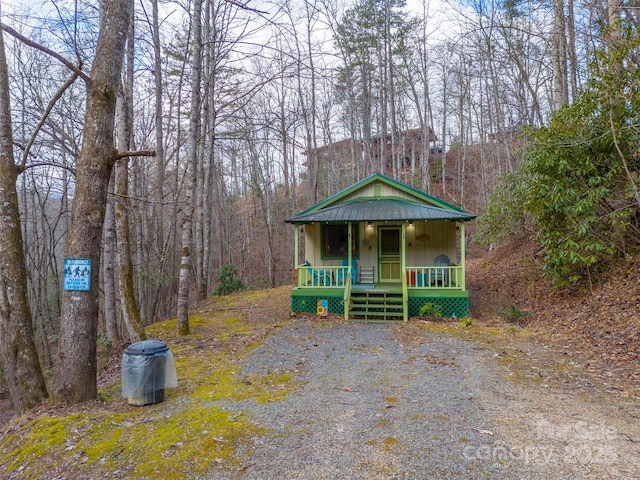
[348,289,406,322]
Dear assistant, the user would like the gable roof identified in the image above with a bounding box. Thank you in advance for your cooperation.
[286,172,476,224]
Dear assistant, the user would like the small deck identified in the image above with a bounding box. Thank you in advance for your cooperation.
[352,283,403,293]
[292,263,470,320]
[292,281,470,320]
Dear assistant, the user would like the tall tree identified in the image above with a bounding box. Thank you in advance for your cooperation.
[0,7,48,412]
[114,10,145,343]
[152,0,166,267]
[53,0,136,403]
[552,0,570,109]
[334,0,414,176]
[177,0,203,336]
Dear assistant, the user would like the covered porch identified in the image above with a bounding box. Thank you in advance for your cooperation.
[285,173,476,322]
[290,219,472,321]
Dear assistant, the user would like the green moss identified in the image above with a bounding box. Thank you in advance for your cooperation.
[0,416,68,471]
[146,318,177,338]
[190,357,295,404]
[0,287,300,479]
[83,414,128,465]
[382,436,402,451]
[146,315,205,340]
[127,405,266,478]
[217,316,254,341]
[1,355,293,478]
[244,373,295,403]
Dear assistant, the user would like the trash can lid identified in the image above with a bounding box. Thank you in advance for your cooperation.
[125,340,169,355]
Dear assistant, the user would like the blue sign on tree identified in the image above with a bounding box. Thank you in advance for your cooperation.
[63,259,92,291]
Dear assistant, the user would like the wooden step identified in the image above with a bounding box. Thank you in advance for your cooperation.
[348,290,406,322]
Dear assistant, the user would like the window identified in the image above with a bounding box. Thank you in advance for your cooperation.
[380,228,400,255]
[322,224,358,259]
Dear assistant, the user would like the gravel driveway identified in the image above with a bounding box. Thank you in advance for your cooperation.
[211,319,640,479]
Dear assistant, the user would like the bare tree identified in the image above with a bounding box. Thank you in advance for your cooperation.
[0,9,48,411]
[114,10,145,343]
[103,179,119,342]
[552,0,569,109]
[53,0,137,403]
[177,0,203,336]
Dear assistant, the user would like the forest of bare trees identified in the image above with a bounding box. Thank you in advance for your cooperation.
[0,0,636,410]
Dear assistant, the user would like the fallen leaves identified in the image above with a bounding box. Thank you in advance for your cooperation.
[467,237,640,397]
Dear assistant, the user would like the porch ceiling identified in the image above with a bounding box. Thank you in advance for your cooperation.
[285,198,477,224]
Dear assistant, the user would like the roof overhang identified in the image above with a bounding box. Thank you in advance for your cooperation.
[285,198,477,224]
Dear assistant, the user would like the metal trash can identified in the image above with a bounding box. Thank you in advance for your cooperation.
[121,340,178,406]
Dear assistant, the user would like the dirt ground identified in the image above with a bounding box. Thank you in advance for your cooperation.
[467,237,640,393]
[0,397,12,426]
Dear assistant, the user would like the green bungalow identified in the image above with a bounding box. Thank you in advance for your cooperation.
[285,173,477,322]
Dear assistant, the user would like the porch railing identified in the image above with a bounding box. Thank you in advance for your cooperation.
[295,264,463,290]
[296,264,346,287]
[404,265,463,290]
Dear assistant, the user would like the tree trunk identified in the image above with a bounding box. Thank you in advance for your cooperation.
[177,0,203,336]
[441,61,448,195]
[197,3,211,301]
[552,0,569,109]
[114,9,145,343]
[0,18,48,412]
[152,0,165,262]
[103,178,119,342]
[53,0,133,404]
[115,94,145,343]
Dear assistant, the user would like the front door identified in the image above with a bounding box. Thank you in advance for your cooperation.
[379,227,401,283]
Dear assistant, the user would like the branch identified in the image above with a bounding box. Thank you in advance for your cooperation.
[22,162,76,176]
[115,149,156,160]
[109,191,177,206]
[21,72,80,170]
[0,22,89,82]
[609,109,640,208]
[224,0,268,14]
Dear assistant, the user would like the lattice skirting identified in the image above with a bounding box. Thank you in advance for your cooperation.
[407,295,470,318]
[292,295,345,315]
[291,292,470,318]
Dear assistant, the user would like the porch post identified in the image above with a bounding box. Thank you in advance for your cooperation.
[401,223,406,276]
[460,222,466,290]
[401,223,408,322]
[294,224,300,286]
[347,222,352,283]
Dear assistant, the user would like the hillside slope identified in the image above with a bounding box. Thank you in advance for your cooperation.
[467,237,640,390]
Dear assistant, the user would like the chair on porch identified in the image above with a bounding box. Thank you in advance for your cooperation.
[430,254,451,286]
[304,260,332,286]
[337,257,358,286]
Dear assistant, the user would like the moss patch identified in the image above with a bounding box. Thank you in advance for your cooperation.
[0,415,78,473]
[0,286,298,479]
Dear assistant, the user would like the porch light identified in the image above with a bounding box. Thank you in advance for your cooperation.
[408,220,413,227]
[367,221,372,227]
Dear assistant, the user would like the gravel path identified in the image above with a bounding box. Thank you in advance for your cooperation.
[210,319,640,479]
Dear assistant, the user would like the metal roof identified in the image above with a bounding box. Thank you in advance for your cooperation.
[294,172,469,217]
[285,198,477,224]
